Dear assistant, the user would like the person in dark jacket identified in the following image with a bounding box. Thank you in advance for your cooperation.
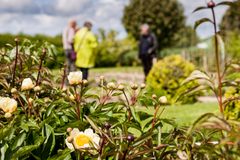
[139,24,158,81]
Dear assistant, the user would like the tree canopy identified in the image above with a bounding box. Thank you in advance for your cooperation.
[122,0,196,50]
[220,0,240,33]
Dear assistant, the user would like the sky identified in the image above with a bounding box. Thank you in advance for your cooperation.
[0,0,231,39]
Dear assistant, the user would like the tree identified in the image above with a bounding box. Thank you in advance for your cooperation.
[220,0,240,33]
[122,0,190,50]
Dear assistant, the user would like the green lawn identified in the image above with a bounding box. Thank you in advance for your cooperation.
[138,102,219,131]
[91,66,142,73]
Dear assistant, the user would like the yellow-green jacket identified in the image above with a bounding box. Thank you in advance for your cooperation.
[74,27,98,68]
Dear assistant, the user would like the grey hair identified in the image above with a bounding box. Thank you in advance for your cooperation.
[141,24,150,30]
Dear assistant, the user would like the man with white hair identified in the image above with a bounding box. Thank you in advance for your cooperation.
[62,19,77,73]
[139,24,158,81]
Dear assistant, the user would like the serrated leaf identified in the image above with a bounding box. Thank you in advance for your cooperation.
[192,6,208,13]
[194,18,213,30]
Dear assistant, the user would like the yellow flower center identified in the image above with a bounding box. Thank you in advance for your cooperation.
[75,134,91,147]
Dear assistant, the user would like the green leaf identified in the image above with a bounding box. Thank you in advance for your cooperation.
[194,18,213,30]
[48,149,72,160]
[192,6,208,13]
[1,144,9,160]
[216,1,233,7]
[41,124,56,159]
[12,132,27,151]
[11,137,44,159]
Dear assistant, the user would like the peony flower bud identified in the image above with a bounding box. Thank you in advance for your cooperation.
[34,86,41,92]
[140,83,146,89]
[118,84,124,91]
[67,71,83,85]
[67,136,73,143]
[83,79,88,86]
[152,94,157,99]
[100,76,105,81]
[28,98,34,104]
[21,78,34,91]
[4,112,12,118]
[159,96,168,104]
[11,88,17,94]
[69,94,75,101]
[127,135,135,142]
[67,127,73,133]
[207,0,215,8]
[131,83,138,90]
[107,82,116,89]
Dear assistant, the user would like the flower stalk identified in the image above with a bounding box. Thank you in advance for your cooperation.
[210,7,224,115]
[36,48,46,86]
[12,38,19,87]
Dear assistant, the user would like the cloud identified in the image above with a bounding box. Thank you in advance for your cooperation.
[0,0,231,39]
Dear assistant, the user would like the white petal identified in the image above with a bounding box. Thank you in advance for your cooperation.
[65,139,74,150]
[83,143,90,148]
[84,128,94,135]
[70,128,80,137]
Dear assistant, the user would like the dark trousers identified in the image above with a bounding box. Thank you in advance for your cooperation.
[140,54,153,81]
[80,68,89,80]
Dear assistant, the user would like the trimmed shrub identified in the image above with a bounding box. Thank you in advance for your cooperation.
[147,55,197,104]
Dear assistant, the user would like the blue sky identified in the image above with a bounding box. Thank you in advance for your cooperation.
[0,0,231,39]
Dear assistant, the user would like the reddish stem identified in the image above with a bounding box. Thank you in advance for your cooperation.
[36,48,46,86]
[211,8,224,115]
[12,38,19,87]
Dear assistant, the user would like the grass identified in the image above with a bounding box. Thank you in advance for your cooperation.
[138,102,219,131]
[91,66,142,73]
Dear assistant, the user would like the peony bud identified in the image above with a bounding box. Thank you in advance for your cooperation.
[67,71,83,85]
[67,136,73,143]
[69,94,75,101]
[4,112,12,118]
[152,94,157,99]
[104,122,111,130]
[107,82,116,89]
[0,97,17,113]
[140,83,146,89]
[11,88,17,94]
[34,86,41,92]
[159,96,168,104]
[83,79,88,86]
[118,84,124,91]
[67,127,73,133]
[207,1,215,8]
[100,76,105,81]
[127,135,135,142]
[28,98,34,104]
[131,83,138,90]
[21,78,34,91]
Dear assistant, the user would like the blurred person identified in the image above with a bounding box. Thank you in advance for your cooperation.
[62,19,77,73]
[74,21,98,80]
[139,24,158,81]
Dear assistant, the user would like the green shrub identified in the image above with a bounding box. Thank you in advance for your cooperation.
[224,71,240,120]
[147,55,197,104]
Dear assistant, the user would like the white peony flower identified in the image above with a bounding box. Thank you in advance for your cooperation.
[67,71,83,85]
[0,97,17,113]
[66,128,100,151]
[21,78,34,91]
[159,96,168,104]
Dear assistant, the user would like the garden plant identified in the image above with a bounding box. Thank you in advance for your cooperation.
[0,0,240,160]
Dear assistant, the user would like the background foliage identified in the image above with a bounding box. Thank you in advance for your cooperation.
[147,55,198,104]
[122,0,198,51]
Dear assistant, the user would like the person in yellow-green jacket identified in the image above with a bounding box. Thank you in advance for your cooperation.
[74,21,98,80]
